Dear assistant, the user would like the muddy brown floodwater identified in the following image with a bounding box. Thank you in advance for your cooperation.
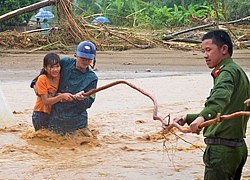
[0,48,250,179]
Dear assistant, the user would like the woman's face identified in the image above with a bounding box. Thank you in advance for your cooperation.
[45,63,61,78]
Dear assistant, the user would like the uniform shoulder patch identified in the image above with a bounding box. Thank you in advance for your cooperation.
[212,65,224,78]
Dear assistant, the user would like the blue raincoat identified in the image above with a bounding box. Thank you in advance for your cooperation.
[48,57,98,135]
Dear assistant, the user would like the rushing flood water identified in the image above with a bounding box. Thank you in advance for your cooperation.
[1,49,250,179]
[1,75,250,179]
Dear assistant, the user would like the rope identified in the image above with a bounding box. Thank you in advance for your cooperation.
[79,80,167,127]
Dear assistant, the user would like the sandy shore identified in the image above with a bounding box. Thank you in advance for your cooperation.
[0,48,250,179]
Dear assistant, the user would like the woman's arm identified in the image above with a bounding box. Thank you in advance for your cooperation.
[40,93,74,105]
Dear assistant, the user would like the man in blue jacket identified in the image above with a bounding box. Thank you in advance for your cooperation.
[31,41,98,136]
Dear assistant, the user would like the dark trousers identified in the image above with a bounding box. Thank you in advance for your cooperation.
[203,140,248,180]
[32,111,49,131]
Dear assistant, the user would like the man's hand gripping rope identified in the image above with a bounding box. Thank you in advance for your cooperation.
[164,111,250,133]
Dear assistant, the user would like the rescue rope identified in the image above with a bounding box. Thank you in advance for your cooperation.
[79,80,250,133]
[165,111,250,133]
[79,80,168,128]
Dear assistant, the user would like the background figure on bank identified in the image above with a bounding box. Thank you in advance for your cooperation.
[41,19,50,34]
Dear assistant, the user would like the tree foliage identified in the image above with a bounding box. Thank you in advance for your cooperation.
[1,0,250,31]
[226,0,250,21]
[0,0,40,31]
[73,0,249,29]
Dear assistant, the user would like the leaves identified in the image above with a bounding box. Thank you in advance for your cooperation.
[1,0,250,32]
[0,0,40,31]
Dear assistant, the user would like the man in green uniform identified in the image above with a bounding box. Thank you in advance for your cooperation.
[174,30,250,179]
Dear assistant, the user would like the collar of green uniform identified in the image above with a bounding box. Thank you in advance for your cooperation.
[216,57,232,68]
[212,57,233,72]
[211,57,232,78]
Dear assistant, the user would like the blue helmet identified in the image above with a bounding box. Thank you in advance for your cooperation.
[76,41,96,59]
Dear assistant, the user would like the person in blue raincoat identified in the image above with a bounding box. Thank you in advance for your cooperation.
[31,41,98,136]
[41,19,50,34]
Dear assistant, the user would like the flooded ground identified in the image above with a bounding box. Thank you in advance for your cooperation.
[0,48,250,179]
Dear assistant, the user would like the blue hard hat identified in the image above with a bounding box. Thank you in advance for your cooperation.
[76,41,96,59]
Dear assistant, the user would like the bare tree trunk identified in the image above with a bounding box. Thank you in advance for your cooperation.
[213,0,220,29]
[0,0,56,24]
[181,0,185,7]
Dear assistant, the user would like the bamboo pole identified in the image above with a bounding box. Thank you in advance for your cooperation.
[163,15,250,40]
[0,0,56,23]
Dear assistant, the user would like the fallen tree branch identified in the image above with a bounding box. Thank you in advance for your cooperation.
[66,0,154,49]
[0,0,56,23]
[163,15,250,40]
[22,27,59,34]
[30,41,60,52]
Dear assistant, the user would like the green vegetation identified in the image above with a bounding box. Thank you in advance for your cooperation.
[76,0,250,29]
[0,0,40,31]
[1,0,250,31]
